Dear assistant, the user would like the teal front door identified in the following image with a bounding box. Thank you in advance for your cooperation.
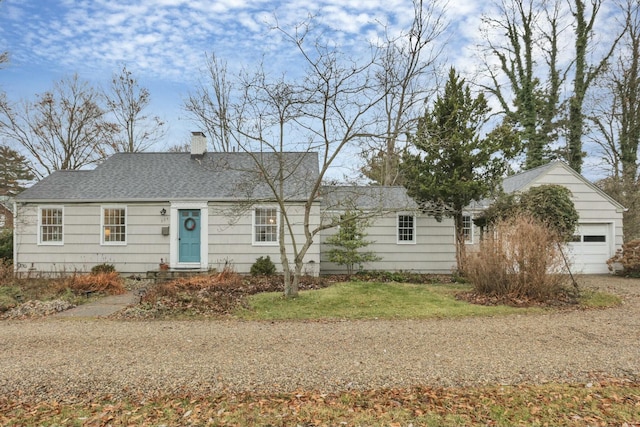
[179,209,201,263]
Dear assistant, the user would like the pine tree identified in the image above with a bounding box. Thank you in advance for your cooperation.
[0,145,34,195]
[326,212,381,275]
[402,68,511,271]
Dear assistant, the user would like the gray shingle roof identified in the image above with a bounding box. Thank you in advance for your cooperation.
[320,185,418,211]
[501,162,556,194]
[17,152,319,202]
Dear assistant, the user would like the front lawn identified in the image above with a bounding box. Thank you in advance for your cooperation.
[237,281,545,320]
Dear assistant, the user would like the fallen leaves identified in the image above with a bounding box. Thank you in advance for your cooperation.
[119,272,331,319]
[2,379,639,427]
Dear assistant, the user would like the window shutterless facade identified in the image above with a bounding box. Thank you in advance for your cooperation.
[397,214,416,244]
[462,214,473,243]
[102,206,127,245]
[253,207,278,245]
[38,206,63,245]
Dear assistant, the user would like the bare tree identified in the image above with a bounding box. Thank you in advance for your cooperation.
[189,18,387,297]
[105,65,165,153]
[0,74,118,178]
[361,0,447,185]
[184,53,234,152]
[566,0,625,172]
[479,0,566,170]
[480,0,623,172]
[591,0,640,239]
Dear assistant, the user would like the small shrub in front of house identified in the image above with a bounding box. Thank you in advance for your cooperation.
[91,263,116,274]
[60,272,126,296]
[465,214,572,303]
[250,256,276,276]
[326,211,381,275]
[607,239,640,277]
[0,229,12,260]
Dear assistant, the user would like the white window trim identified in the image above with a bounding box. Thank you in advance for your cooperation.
[101,205,127,246]
[397,213,416,245]
[37,205,64,246]
[462,213,474,244]
[252,206,279,246]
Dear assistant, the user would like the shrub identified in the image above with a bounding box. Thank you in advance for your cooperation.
[476,185,579,242]
[250,256,276,276]
[326,212,381,274]
[0,229,12,260]
[465,214,570,302]
[59,272,126,295]
[0,258,13,285]
[91,263,116,274]
[607,239,640,276]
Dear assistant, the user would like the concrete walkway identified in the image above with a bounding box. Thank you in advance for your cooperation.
[54,292,139,318]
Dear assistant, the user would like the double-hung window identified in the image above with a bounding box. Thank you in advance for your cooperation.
[462,214,473,243]
[397,214,416,244]
[39,206,63,245]
[102,206,127,245]
[253,207,278,244]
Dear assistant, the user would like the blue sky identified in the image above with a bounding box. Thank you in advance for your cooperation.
[0,0,624,180]
[0,1,480,143]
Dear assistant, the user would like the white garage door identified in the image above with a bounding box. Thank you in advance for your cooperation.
[567,223,611,274]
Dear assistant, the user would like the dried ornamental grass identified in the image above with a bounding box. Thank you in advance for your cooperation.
[58,272,126,295]
[465,214,570,302]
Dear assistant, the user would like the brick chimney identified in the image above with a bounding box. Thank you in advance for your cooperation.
[190,131,207,157]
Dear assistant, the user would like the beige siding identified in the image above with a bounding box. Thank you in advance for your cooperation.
[208,202,321,274]
[466,163,624,273]
[15,201,321,276]
[526,164,624,251]
[320,212,457,274]
[14,203,172,275]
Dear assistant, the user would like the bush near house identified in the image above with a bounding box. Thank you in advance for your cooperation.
[0,229,12,260]
[0,263,125,316]
[91,263,116,274]
[476,184,579,242]
[250,256,276,276]
[607,239,640,277]
[326,211,381,274]
[464,214,572,304]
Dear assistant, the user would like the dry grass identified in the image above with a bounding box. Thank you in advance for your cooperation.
[465,215,572,303]
[57,272,126,295]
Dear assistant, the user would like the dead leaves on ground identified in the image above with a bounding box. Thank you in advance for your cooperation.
[2,379,639,426]
[136,272,330,318]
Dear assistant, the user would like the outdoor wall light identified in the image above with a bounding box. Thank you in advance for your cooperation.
[160,208,167,216]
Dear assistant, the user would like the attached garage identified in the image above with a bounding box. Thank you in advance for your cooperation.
[567,223,614,274]
[470,161,625,274]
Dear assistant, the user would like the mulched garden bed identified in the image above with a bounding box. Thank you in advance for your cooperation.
[113,271,460,319]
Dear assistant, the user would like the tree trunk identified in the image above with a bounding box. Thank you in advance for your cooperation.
[454,212,467,275]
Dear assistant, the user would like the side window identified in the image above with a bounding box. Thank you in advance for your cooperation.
[39,206,64,245]
[462,215,473,243]
[102,206,127,245]
[397,214,415,244]
[253,207,278,244]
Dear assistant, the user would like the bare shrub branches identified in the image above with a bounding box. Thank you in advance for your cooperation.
[466,215,571,301]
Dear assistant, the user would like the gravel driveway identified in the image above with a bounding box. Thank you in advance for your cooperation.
[1,275,639,402]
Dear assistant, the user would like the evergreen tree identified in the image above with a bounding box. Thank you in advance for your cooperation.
[326,212,381,275]
[477,184,579,242]
[0,145,34,195]
[401,68,510,271]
